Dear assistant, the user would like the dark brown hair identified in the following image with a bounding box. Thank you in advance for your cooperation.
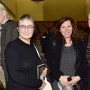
[53,17,80,44]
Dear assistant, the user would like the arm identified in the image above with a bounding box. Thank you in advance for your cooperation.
[10,21,18,41]
[1,21,18,67]
[72,41,88,86]
[45,38,63,81]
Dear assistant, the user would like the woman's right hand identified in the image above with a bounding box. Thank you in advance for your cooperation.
[59,76,71,87]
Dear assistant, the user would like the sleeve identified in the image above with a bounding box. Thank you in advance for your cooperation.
[1,21,18,67]
[10,21,18,41]
[45,38,63,81]
[5,45,42,88]
[76,41,88,83]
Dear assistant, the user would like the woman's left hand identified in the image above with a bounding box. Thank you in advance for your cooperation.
[70,76,81,85]
[42,68,48,77]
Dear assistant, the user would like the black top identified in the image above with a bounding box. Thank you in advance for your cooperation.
[60,45,76,76]
[5,38,42,90]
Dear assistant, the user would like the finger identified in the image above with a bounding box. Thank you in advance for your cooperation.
[64,82,69,87]
[44,68,48,71]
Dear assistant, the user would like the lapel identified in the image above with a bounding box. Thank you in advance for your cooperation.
[56,39,63,64]
[73,41,80,68]
[54,39,79,68]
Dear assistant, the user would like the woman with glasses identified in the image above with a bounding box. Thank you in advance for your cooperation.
[5,14,47,90]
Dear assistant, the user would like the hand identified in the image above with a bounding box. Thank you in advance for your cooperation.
[42,68,48,77]
[0,66,2,71]
[59,76,71,87]
[69,76,81,86]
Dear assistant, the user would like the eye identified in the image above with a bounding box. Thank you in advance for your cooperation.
[61,26,65,29]
[28,26,32,28]
[19,25,25,28]
[28,26,34,29]
[88,19,90,21]
[21,25,25,28]
[68,25,72,27]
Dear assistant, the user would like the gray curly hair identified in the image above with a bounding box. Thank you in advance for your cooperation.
[0,3,11,19]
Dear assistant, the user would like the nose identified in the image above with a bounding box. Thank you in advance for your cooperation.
[65,27,69,31]
[25,27,29,32]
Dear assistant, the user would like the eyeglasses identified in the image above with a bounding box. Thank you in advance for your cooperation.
[19,25,34,30]
[88,18,90,22]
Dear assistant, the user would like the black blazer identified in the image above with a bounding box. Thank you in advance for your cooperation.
[45,38,88,90]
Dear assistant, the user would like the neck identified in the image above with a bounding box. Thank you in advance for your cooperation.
[65,38,72,46]
[2,17,8,24]
[19,36,30,45]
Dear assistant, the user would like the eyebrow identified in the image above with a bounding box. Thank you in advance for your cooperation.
[19,25,34,26]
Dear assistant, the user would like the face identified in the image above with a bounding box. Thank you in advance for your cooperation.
[60,20,72,39]
[18,19,34,41]
[88,13,90,27]
[0,11,5,24]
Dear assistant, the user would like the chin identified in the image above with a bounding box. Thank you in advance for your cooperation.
[24,36,32,39]
[64,36,71,39]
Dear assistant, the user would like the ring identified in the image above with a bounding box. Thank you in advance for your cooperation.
[72,83,74,85]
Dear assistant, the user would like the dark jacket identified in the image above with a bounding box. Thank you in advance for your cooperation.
[1,20,18,83]
[45,38,88,90]
[1,20,18,66]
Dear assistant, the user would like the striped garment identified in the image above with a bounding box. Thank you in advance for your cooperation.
[86,35,90,66]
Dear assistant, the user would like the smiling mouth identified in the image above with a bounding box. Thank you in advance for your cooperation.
[65,32,70,35]
[23,33,30,35]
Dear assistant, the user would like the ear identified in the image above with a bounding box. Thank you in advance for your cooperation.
[17,27,19,32]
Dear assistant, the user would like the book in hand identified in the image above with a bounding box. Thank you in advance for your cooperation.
[37,64,46,80]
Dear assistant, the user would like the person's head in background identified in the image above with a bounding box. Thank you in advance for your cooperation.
[88,12,90,28]
[0,3,10,24]
[45,28,50,34]
[54,17,80,44]
[17,14,35,44]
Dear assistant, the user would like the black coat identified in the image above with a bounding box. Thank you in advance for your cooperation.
[45,38,88,90]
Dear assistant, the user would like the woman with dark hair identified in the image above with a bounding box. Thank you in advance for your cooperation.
[45,17,88,90]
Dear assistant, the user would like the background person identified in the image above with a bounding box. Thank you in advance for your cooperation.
[0,3,18,85]
[82,12,90,90]
[31,29,41,43]
[45,17,88,90]
[42,28,51,53]
[5,14,47,90]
